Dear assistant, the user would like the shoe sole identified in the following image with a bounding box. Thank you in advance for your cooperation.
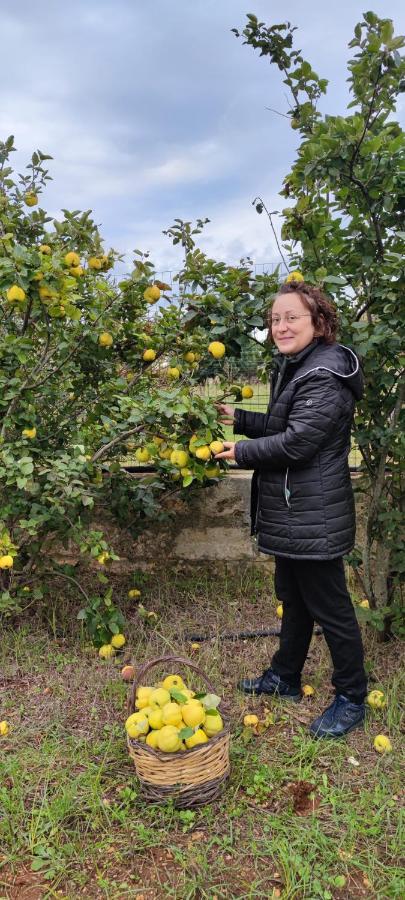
[309,719,365,740]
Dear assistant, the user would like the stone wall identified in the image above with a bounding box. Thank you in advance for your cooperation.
[53,472,273,574]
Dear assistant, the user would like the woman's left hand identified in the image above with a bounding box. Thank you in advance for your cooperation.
[214,441,236,460]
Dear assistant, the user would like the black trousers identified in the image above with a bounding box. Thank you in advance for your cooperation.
[270,556,367,704]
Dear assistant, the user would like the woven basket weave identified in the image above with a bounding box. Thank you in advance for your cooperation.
[127,654,230,808]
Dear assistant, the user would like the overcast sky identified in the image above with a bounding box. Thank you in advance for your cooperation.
[1,1,404,276]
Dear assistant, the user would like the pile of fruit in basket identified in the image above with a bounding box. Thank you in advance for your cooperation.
[125,673,224,752]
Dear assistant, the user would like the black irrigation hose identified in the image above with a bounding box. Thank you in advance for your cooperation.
[184,626,323,643]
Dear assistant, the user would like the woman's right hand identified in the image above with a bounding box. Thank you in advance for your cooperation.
[215,403,235,425]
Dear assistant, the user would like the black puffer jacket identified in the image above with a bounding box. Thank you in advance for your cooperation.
[233,340,363,560]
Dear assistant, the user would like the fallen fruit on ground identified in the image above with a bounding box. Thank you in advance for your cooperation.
[276,604,283,619]
[359,599,370,608]
[244,714,259,726]
[0,720,10,736]
[99,644,115,659]
[143,348,156,361]
[111,633,126,649]
[302,684,315,696]
[367,690,386,709]
[128,588,141,598]
[121,665,136,682]
[373,734,392,754]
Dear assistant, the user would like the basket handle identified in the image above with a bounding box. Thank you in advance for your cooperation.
[128,654,221,715]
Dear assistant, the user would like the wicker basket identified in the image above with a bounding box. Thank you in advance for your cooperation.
[127,654,230,808]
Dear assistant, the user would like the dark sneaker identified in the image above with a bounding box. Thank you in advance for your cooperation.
[309,694,365,739]
[238,668,301,701]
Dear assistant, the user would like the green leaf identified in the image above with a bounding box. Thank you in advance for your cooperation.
[200,693,221,709]
[170,688,187,703]
[178,726,194,740]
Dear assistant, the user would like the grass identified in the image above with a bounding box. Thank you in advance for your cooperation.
[0,566,403,899]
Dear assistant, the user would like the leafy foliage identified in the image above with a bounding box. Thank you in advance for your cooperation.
[0,140,278,633]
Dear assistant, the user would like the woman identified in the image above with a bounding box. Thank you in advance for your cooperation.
[215,280,367,739]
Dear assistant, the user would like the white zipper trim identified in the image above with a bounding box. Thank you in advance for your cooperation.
[284,468,291,508]
[290,344,359,385]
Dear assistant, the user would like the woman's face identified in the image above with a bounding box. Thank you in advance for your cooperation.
[271,292,316,355]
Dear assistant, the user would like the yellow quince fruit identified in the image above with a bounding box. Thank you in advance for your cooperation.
[195,445,211,462]
[24,191,38,207]
[145,730,160,748]
[157,725,182,753]
[98,644,115,659]
[208,341,225,359]
[285,270,304,283]
[204,711,223,737]
[182,701,206,728]
[162,702,183,727]
[143,348,156,362]
[99,332,113,348]
[150,688,171,709]
[64,251,80,268]
[7,285,26,303]
[125,711,150,738]
[185,728,209,749]
[373,734,392,754]
[111,633,125,649]
[143,285,161,303]
[162,674,185,690]
[241,386,254,399]
[209,440,224,455]
[367,690,386,710]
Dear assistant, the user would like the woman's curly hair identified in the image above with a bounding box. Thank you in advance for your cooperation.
[268,282,339,344]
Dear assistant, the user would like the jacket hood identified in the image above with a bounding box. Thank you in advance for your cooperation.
[289,341,364,401]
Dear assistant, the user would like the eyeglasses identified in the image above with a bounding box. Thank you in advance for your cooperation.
[271,314,312,327]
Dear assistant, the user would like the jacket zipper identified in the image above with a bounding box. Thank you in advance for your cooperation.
[284,468,291,508]
[254,473,261,534]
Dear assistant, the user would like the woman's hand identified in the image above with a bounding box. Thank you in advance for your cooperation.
[214,441,236,460]
[215,403,235,426]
